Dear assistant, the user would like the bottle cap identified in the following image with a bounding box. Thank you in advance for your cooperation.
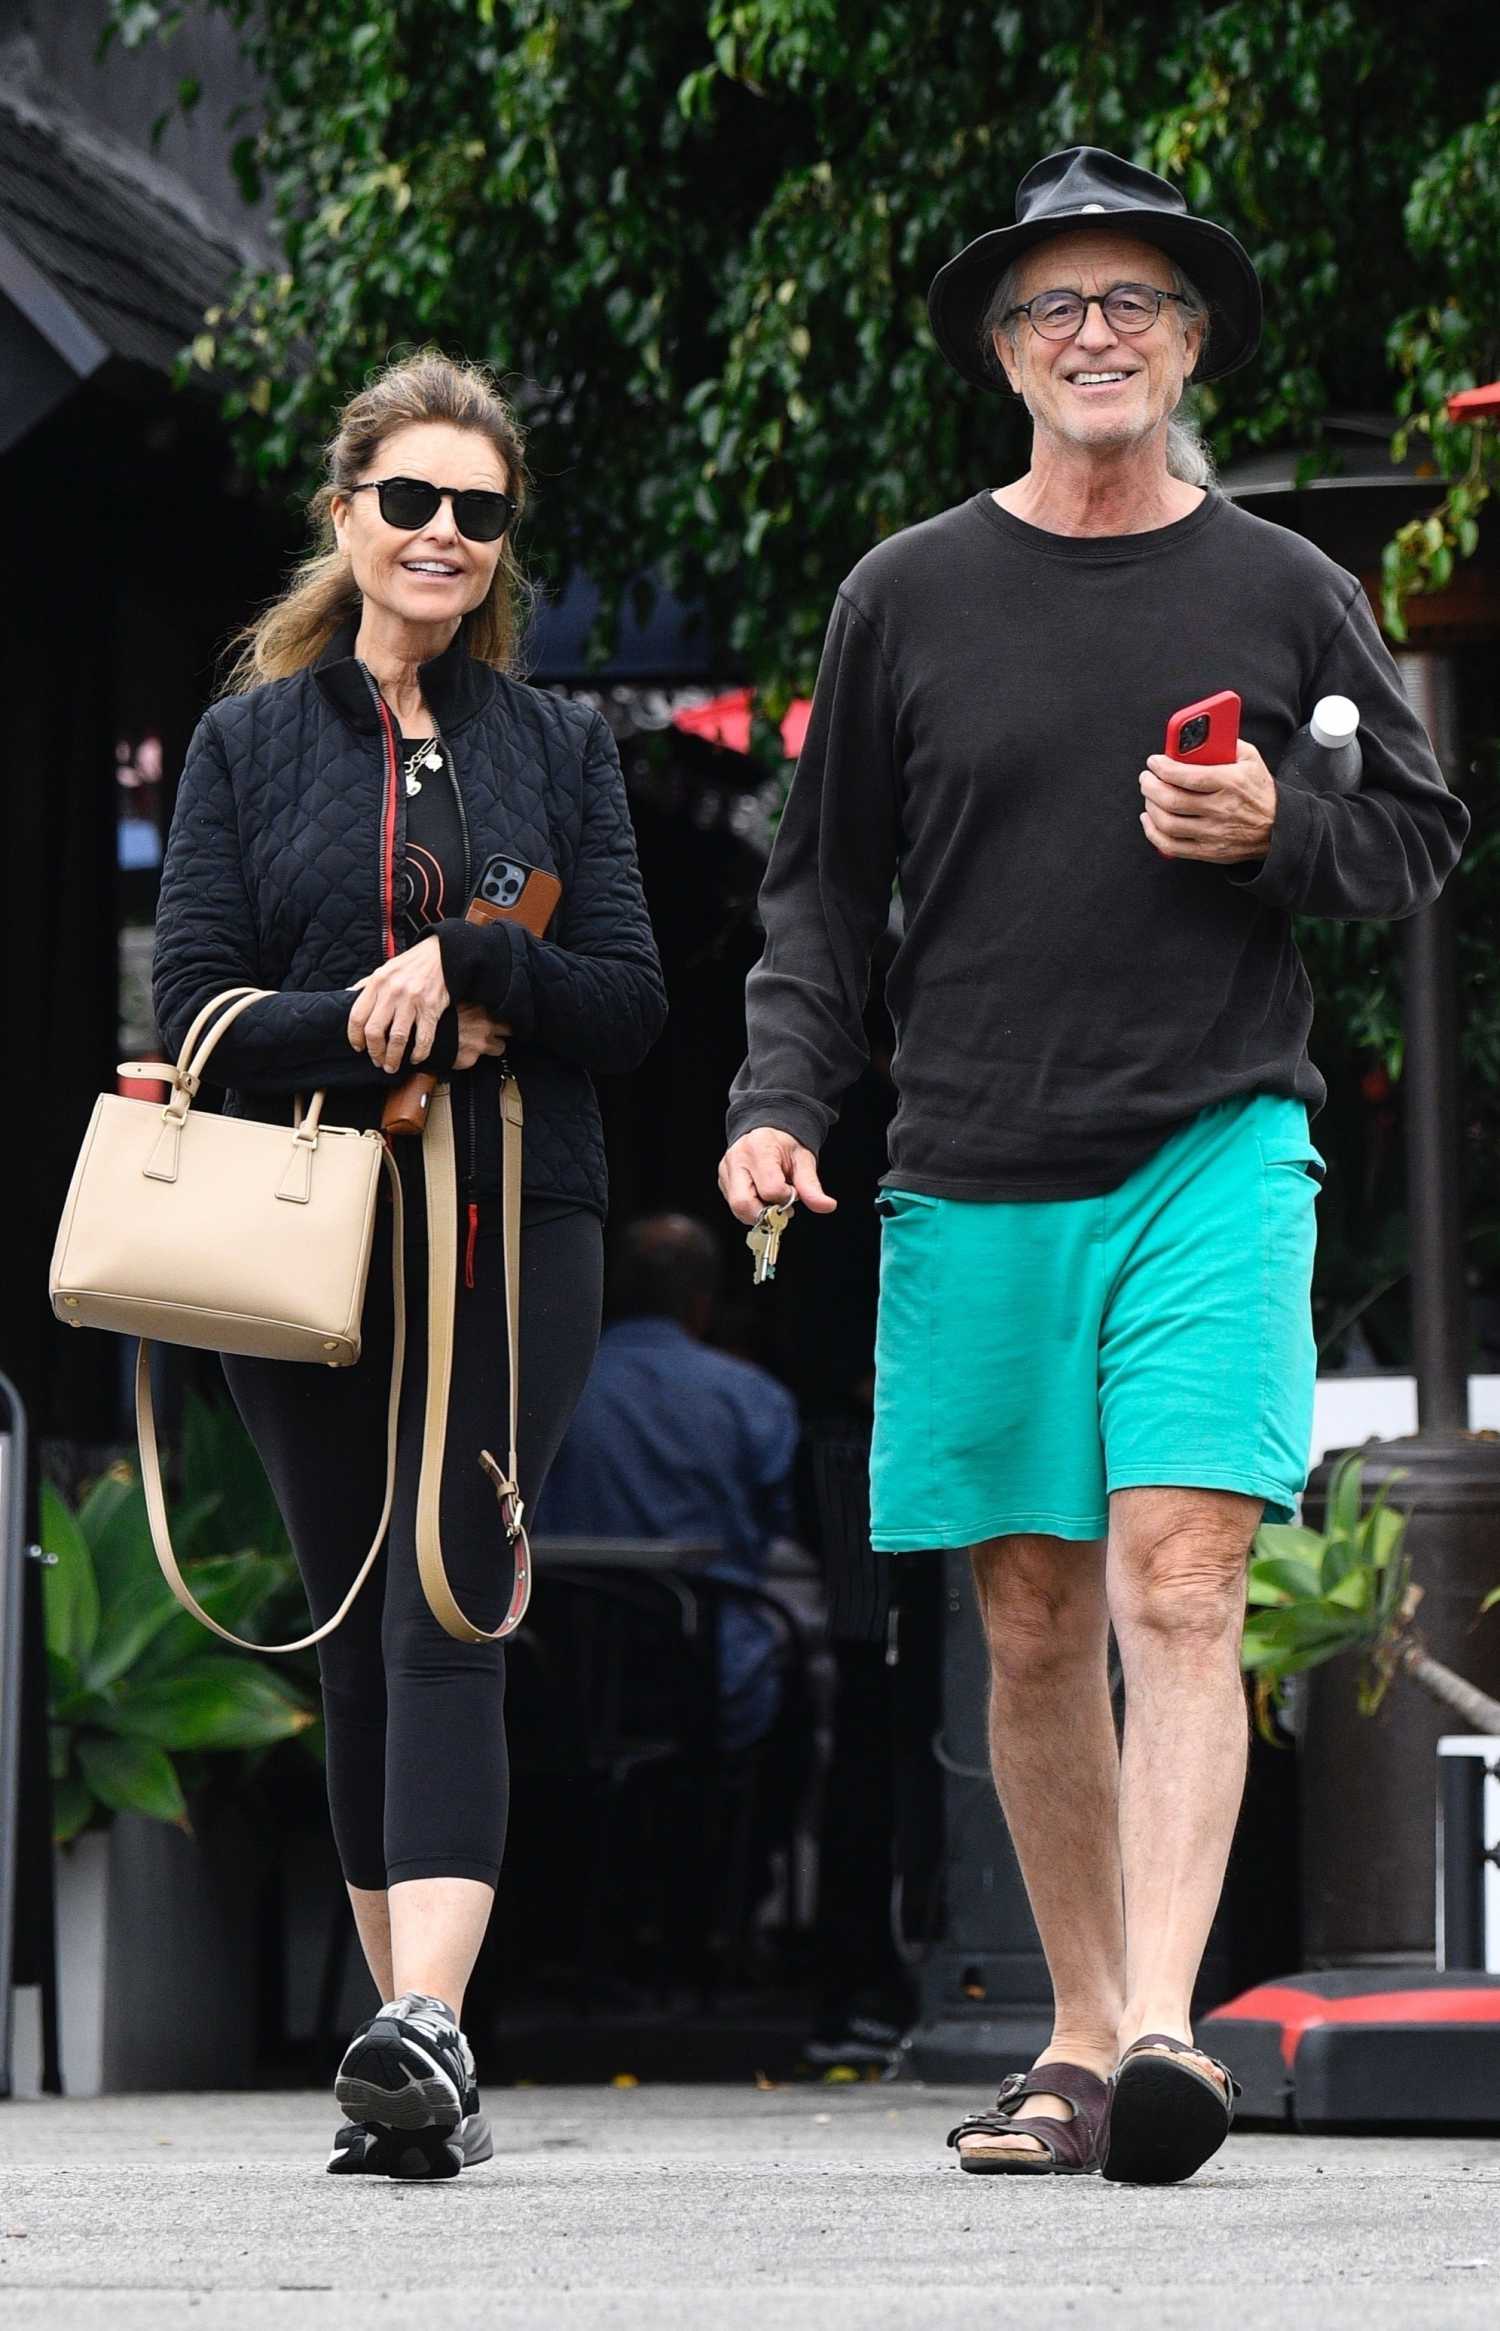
[1310,694,1360,750]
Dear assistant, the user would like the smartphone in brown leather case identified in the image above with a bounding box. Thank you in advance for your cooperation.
[381,855,563,1136]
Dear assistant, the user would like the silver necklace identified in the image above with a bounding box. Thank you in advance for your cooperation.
[403,735,444,797]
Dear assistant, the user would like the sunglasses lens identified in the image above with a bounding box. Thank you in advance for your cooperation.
[452,491,512,543]
[377,479,441,530]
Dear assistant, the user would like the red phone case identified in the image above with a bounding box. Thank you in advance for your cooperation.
[1166,689,1241,764]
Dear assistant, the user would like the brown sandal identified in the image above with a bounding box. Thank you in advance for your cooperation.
[1100,2033,1241,2185]
[946,2061,1111,2176]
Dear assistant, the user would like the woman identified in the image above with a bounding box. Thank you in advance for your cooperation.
[152,352,666,2180]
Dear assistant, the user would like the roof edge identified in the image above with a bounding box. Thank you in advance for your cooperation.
[0,218,110,377]
[0,32,273,277]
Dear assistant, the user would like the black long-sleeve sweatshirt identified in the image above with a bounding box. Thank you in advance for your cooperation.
[726,489,1469,1200]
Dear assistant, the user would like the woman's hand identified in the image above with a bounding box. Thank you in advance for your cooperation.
[347,935,450,1071]
[453,1004,512,1072]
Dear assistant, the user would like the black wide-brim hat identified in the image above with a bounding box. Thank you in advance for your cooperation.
[927,145,1262,391]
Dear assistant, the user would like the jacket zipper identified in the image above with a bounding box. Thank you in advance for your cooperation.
[427,717,481,1263]
[432,721,480,1225]
[372,682,481,1273]
[371,693,401,962]
[452,736,481,1262]
[440,722,471,897]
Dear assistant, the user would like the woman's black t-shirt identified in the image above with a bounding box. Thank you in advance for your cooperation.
[397,728,579,1222]
[396,729,466,940]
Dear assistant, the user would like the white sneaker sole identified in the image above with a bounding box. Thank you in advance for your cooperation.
[335,2022,464,2133]
[326,2109,493,2177]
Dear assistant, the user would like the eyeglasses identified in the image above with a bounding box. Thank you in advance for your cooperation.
[1002,285,1191,341]
[345,476,517,542]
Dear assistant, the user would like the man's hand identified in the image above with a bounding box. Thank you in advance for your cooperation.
[347,934,449,1071]
[718,1127,837,1227]
[1139,738,1277,864]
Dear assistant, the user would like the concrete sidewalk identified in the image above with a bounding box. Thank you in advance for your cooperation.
[1,2082,1497,2330]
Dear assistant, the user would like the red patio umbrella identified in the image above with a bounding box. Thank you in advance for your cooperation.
[1446,383,1500,419]
[671,688,812,759]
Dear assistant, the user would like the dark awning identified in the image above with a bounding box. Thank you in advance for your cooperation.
[0,64,253,451]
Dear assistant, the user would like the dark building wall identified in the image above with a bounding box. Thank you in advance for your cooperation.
[4,379,296,1450]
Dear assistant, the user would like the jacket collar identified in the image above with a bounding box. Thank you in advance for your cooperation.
[312,614,497,736]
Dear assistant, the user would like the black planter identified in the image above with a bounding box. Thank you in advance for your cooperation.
[1300,1433,1500,1963]
[898,1549,1054,2080]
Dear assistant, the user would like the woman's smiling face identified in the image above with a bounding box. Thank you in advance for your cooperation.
[331,420,510,633]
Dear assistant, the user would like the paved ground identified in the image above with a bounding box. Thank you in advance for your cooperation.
[2,2083,1498,2330]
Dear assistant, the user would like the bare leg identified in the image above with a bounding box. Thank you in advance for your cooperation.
[388,1876,495,2023]
[343,1877,494,2024]
[347,1882,393,2003]
[960,1535,1124,2158]
[1107,1485,1259,2089]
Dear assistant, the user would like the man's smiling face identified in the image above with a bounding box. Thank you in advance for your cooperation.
[993,229,1204,460]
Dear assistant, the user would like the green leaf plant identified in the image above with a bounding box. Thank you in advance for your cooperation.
[1381,87,1500,638]
[41,1401,315,1846]
[1243,1452,1500,1746]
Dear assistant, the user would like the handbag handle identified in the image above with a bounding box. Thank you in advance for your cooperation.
[122,990,330,1129]
[119,986,271,1104]
[121,987,323,1190]
[177,984,266,1079]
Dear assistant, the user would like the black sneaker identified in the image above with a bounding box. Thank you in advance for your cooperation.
[803,2013,904,2070]
[331,1992,489,2180]
[326,2092,494,2178]
[804,1984,910,2071]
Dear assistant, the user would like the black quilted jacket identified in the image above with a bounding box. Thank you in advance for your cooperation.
[152,620,667,1218]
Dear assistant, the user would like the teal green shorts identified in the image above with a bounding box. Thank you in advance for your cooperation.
[869,1094,1322,1550]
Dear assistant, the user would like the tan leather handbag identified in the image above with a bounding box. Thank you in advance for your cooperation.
[49,985,531,1651]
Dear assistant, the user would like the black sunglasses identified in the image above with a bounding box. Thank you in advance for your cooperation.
[346,475,517,542]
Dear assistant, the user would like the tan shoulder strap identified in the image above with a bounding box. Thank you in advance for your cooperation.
[135,1142,407,1652]
[134,1073,531,1651]
[414,1078,532,1642]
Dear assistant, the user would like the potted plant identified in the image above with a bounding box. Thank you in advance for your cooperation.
[28,1395,316,2096]
[1242,1452,1500,1737]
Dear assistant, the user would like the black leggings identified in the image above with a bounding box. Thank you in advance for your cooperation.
[224,1160,602,1890]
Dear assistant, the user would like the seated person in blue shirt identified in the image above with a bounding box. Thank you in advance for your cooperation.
[537,1213,800,1751]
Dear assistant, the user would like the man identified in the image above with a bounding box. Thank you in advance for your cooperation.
[718,145,1467,2183]
[537,1214,800,1754]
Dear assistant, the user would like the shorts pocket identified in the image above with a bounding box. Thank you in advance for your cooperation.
[1255,1120,1326,1185]
[875,1187,943,1217]
[1257,1142,1326,1186]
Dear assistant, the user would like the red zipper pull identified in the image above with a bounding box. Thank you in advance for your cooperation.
[464,1201,479,1291]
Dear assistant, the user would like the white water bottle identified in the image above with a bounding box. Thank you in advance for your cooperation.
[1280,694,1362,794]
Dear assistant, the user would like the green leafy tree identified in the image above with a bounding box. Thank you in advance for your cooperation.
[1383,90,1500,636]
[109,0,1499,687]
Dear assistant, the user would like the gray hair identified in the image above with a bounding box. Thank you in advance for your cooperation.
[979,254,1216,489]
